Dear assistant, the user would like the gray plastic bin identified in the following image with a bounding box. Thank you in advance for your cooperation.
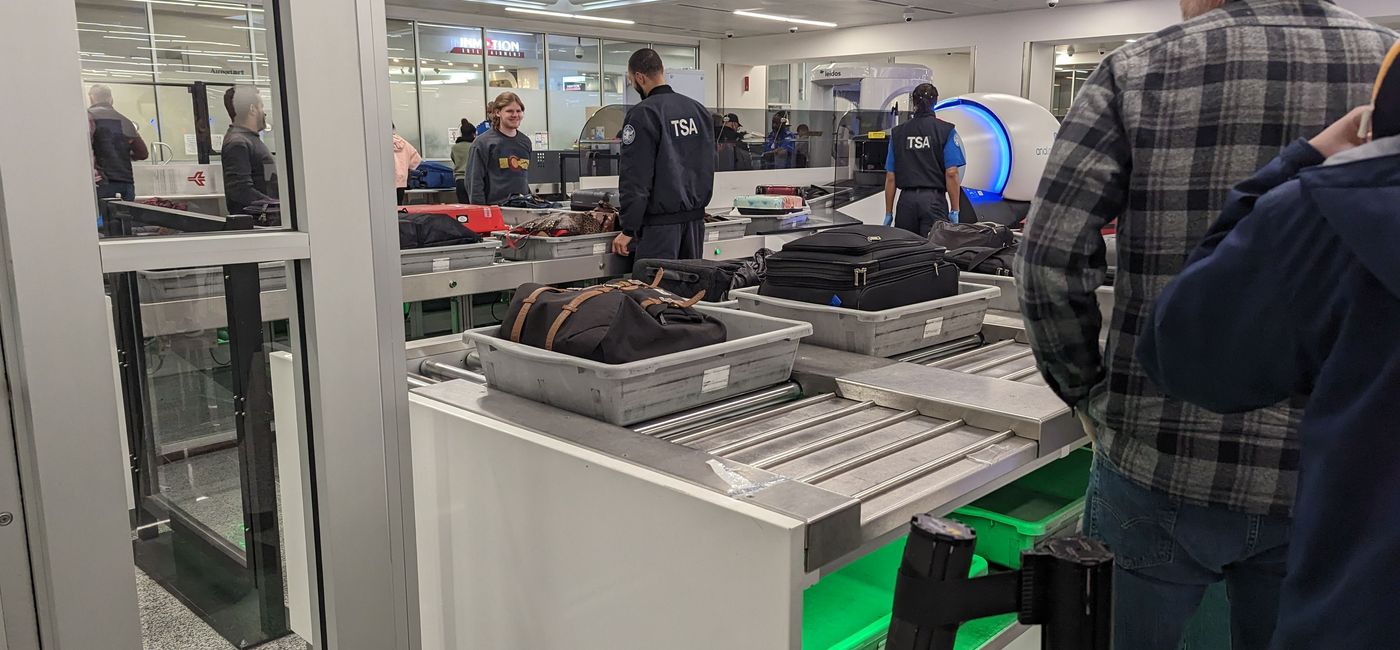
[962,273,1020,312]
[704,217,751,243]
[731,282,1000,358]
[138,262,287,303]
[400,240,501,275]
[462,306,812,425]
[499,207,552,226]
[495,230,618,261]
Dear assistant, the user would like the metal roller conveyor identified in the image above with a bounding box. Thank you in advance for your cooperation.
[420,359,487,384]
[409,328,1086,574]
[661,393,837,444]
[925,338,1016,367]
[748,409,919,469]
[707,400,878,456]
[633,383,803,439]
[893,334,985,364]
[930,339,1046,386]
[407,373,438,389]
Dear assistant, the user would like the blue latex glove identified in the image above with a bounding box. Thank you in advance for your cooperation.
[949,210,960,224]
[883,212,893,226]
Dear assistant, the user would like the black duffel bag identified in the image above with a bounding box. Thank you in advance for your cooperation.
[929,221,1015,250]
[398,212,484,249]
[633,249,772,303]
[570,188,619,212]
[499,280,727,364]
[760,225,958,310]
[945,245,1016,276]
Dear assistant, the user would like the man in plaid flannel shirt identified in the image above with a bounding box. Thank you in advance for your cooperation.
[1016,0,1396,647]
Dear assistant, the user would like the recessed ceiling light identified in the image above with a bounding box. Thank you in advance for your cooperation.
[1125,39,1137,43]
[733,10,837,28]
[505,7,635,24]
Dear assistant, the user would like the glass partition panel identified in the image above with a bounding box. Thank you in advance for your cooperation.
[547,35,602,150]
[76,1,155,85]
[148,2,258,87]
[418,23,489,158]
[654,43,698,70]
[767,64,791,106]
[388,20,422,151]
[580,105,847,176]
[602,40,647,107]
[486,30,547,147]
[77,0,289,234]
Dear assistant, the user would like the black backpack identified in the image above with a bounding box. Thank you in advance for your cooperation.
[929,221,1015,250]
[932,221,1018,276]
[633,250,772,303]
[499,280,727,364]
[945,246,1016,276]
[397,212,484,250]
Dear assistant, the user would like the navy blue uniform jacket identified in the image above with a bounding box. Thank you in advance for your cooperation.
[1138,135,1400,649]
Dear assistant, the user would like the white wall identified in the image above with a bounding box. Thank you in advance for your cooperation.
[1055,50,1111,66]
[1026,43,1055,109]
[895,52,973,98]
[386,4,703,49]
[700,38,722,108]
[721,64,769,109]
[721,0,1398,97]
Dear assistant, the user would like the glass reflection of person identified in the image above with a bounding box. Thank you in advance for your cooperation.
[88,84,149,204]
[763,111,797,169]
[221,86,278,218]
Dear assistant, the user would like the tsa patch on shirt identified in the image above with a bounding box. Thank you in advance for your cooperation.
[622,124,636,146]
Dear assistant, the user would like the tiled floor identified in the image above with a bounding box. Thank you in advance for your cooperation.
[141,446,305,650]
[137,569,308,650]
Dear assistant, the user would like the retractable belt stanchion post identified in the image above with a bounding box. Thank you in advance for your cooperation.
[885,514,1114,650]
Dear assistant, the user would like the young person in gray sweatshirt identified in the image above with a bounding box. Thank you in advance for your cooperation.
[466,92,532,205]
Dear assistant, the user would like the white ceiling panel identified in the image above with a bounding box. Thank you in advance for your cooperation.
[395,0,1123,39]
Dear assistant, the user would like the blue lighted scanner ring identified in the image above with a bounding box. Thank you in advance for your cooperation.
[935,99,1013,194]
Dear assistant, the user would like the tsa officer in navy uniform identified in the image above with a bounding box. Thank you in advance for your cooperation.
[883,83,967,237]
[611,48,716,261]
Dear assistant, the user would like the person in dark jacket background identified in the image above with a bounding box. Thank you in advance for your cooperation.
[1139,43,1400,649]
[221,85,278,217]
[466,92,532,205]
[611,48,715,261]
[88,84,149,203]
[450,119,476,203]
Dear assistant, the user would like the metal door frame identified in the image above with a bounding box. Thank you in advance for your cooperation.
[0,0,416,648]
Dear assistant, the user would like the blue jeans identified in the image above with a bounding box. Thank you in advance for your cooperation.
[1084,457,1291,650]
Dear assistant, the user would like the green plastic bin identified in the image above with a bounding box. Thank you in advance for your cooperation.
[950,447,1092,569]
[803,535,1015,650]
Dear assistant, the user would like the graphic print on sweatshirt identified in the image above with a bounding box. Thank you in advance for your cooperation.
[498,155,530,171]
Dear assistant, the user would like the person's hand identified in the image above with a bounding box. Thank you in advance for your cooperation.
[611,232,632,256]
[1310,106,1373,158]
[883,212,893,226]
[949,210,960,224]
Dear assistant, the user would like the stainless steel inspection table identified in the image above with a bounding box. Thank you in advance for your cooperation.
[405,324,1086,649]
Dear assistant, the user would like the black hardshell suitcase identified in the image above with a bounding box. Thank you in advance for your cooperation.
[570,188,619,211]
[760,225,958,310]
